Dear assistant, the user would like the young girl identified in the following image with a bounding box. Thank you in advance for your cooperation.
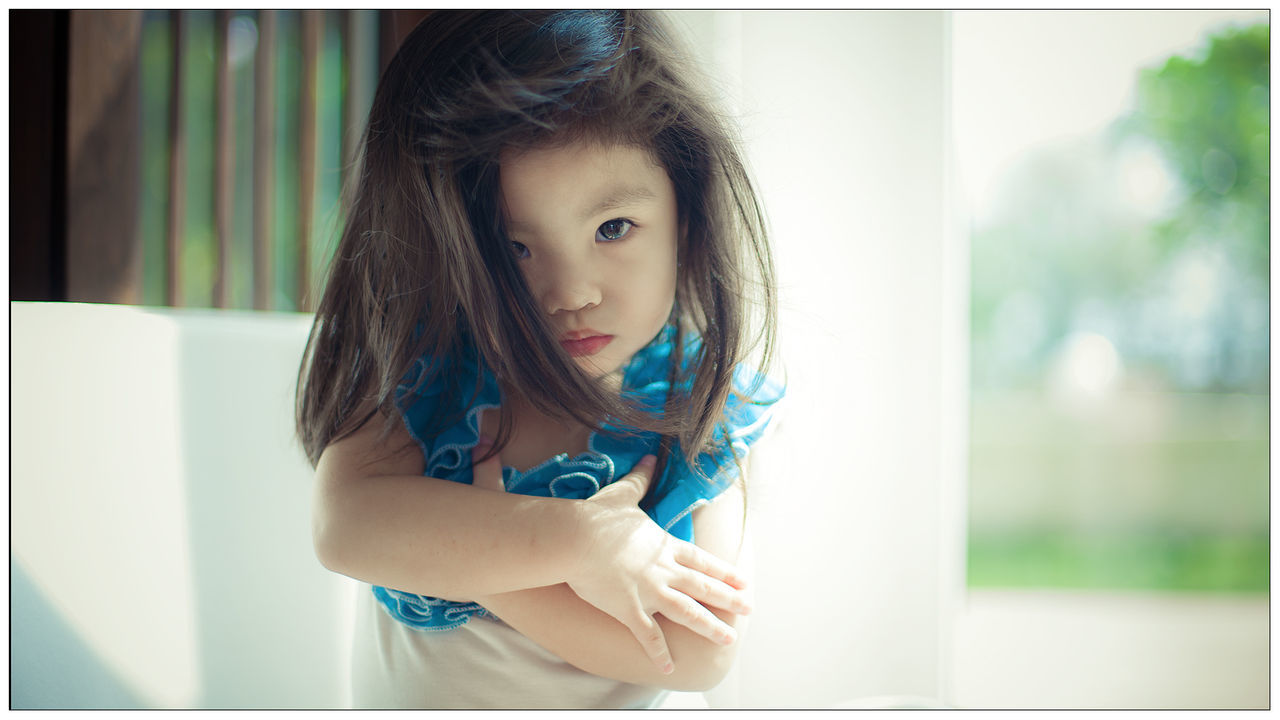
[296,10,782,709]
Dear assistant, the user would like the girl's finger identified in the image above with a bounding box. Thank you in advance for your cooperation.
[628,611,674,675]
[672,541,748,591]
[659,589,738,646]
[670,570,753,616]
[471,437,505,492]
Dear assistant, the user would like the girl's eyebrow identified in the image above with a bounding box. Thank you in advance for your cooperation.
[578,182,658,221]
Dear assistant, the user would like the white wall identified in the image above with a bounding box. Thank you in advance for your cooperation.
[11,303,353,709]
[670,11,965,707]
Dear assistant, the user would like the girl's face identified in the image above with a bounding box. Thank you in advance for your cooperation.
[499,140,679,379]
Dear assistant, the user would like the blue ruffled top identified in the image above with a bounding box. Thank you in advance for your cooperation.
[373,323,784,631]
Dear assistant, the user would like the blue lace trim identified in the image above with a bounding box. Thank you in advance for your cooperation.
[374,324,784,631]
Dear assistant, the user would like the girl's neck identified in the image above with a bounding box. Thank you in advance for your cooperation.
[502,370,623,430]
[487,390,595,472]
[488,367,626,471]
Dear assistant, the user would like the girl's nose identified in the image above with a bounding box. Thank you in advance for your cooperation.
[539,255,602,315]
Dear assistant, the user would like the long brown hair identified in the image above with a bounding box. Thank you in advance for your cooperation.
[296,10,776,475]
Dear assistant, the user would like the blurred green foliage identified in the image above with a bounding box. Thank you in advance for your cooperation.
[1129,23,1269,274]
[968,21,1269,593]
[971,23,1269,395]
[180,10,217,309]
[1126,24,1269,394]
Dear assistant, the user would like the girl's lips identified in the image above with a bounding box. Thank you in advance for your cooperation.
[560,334,613,357]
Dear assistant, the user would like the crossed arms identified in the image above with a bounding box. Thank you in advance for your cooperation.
[312,409,753,692]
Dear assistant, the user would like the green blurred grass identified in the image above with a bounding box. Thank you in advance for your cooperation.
[968,390,1268,593]
[968,529,1269,592]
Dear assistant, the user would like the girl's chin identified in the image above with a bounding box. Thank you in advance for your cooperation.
[576,356,626,384]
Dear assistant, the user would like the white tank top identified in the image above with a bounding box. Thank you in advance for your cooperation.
[351,584,668,709]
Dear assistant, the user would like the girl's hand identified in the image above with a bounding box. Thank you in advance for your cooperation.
[471,442,752,675]
[567,454,752,675]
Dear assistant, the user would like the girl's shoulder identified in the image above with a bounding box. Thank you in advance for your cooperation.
[394,346,499,478]
[617,326,785,524]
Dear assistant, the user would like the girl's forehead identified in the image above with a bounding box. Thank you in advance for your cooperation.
[498,137,658,172]
[499,141,663,192]
[497,141,673,225]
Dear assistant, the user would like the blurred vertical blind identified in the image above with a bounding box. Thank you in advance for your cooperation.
[137,9,381,311]
[954,11,1269,592]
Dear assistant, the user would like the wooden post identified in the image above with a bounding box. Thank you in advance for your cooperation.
[341,10,376,195]
[253,10,276,310]
[66,9,143,304]
[165,10,185,306]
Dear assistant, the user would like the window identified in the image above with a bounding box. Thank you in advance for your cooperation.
[954,10,1268,592]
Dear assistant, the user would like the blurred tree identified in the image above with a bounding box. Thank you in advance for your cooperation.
[971,22,1269,394]
[1121,24,1270,393]
[1127,23,1269,273]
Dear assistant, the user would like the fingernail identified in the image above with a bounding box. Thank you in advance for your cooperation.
[638,454,656,469]
[720,630,736,645]
[475,435,494,449]
[662,662,674,675]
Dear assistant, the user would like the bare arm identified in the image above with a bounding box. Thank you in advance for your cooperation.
[312,409,588,598]
[472,448,754,691]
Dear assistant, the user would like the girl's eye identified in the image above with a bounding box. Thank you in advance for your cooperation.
[596,219,633,243]
[510,241,530,259]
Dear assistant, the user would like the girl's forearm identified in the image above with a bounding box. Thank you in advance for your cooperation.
[477,583,743,692]
[313,471,585,599]
[476,482,753,693]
